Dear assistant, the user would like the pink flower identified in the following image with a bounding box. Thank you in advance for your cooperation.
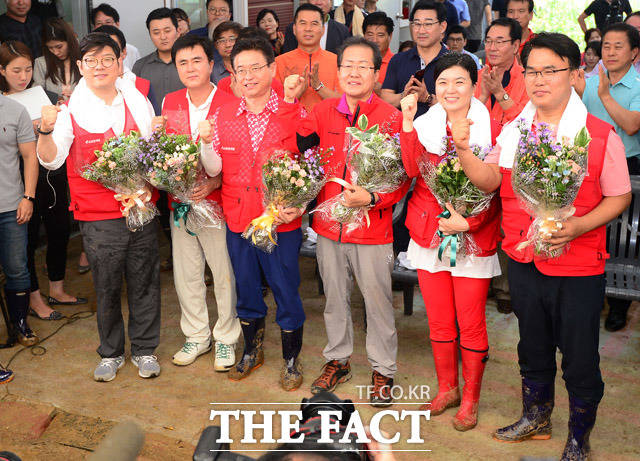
[175,176,181,181]
[108,161,116,169]
[177,169,183,174]
[295,178,305,187]
[290,177,296,184]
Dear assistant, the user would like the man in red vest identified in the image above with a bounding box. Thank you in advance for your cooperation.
[37,33,162,383]
[158,35,241,370]
[296,37,410,406]
[451,33,631,460]
[200,36,307,391]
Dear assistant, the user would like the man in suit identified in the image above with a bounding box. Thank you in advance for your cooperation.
[281,0,350,54]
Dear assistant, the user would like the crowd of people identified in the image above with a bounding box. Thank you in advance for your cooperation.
[0,0,638,459]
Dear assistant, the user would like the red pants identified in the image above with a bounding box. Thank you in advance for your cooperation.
[417,270,490,350]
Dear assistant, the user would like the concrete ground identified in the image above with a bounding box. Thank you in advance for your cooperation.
[0,232,639,461]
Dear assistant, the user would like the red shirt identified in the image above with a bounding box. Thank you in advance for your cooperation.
[378,48,394,85]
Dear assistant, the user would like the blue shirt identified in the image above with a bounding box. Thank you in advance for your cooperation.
[450,0,471,22]
[582,65,640,158]
[463,49,481,69]
[382,45,449,118]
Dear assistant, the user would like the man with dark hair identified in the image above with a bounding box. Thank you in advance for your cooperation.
[446,25,481,69]
[189,0,232,39]
[0,0,42,57]
[465,0,492,52]
[381,0,449,118]
[475,18,528,127]
[296,36,408,406]
[37,33,161,383]
[275,3,341,111]
[452,32,631,461]
[580,23,640,333]
[579,0,632,34]
[200,36,307,391]
[626,10,640,32]
[90,3,141,70]
[281,0,351,55]
[363,12,394,86]
[506,0,535,56]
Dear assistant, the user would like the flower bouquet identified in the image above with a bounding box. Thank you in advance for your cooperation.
[242,147,330,253]
[82,132,158,230]
[420,136,494,266]
[312,114,407,233]
[138,129,223,235]
[511,120,590,257]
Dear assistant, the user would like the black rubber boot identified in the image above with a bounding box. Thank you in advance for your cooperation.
[280,326,303,391]
[4,288,38,347]
[228,317,265,381]
[560,396,598,461]
[493,378,554,442]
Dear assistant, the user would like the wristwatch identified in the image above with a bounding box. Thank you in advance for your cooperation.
[369,192,377,207]
[37,124,53,135]
[501,92,510,102]
[313,81,325,92]
[23,195,35,202]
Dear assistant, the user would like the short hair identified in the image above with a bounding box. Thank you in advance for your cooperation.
[212,21,243,44]
[521,32,581,70]
[171,35,215,63]
[239,26,271,42]
[602,22,640,50]
[447,24,468,40]
[506,0,534,13]
[91,3,119,25]
[206,0,232,9]
[0,41,33,92]
[363,12,394,35]
[94,25,126,51]
[172,8,189,23]
[398,40,415,53]
[256,8,279,27]
[485,17,522,42]
[433,52,479,85]
[585,40,602,59]
[146,8,178,30]
[79,32,121,60]
[293,3,324,24]
[584,27,600,44]
[409,1,447,23]
[230,37,275,71]
[336,36,382,70]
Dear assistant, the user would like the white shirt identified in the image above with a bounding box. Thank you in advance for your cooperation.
[124,43,142,71]
[320,21,328,50]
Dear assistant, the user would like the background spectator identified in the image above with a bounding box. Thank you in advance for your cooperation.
[172,8,191,37]
[334,0,366,36]
[0,0,43,58]
[583,40,603,78]
[212,21,242,84]
[363,12,394,87]
[189,0,232,40]
[90,3,141,72]
[506,0,535,56]
[257,9,285,56]
[579,0,632,34]
[447,25,482,68]
[465,0,492,52]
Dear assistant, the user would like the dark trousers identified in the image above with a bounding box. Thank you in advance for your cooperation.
[27,169,70,291]
[226,228,305,331]
[466,39,481,53]
[508,259,605,404]
[80,218,161,358]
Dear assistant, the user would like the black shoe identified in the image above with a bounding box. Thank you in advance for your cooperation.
[4,289,38,346]
[605,304,629,332]
[561,397,597,461]
[497,299,513,314]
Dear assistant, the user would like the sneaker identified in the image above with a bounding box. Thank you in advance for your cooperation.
[0,366,14,384]
[131,355,161,378]
[311,360,351,394]
[214,342,235,372]
[370,370,394,407]
[172,341,212,366]
[94,356,125,382]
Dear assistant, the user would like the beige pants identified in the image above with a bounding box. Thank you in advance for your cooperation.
[170,213,241,345]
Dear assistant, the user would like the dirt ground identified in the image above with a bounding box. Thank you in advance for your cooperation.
[0,233,639,461]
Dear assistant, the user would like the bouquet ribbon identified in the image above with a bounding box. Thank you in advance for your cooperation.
[114,189,150,218]
[248,204,279,245]
[328,177,371,228]
[436,209,459,267]
[172,201,197,236]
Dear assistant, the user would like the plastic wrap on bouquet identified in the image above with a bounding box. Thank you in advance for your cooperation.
[243,148,330,253]
[419,138,494,266]
[511,121,590,258]
[81,131,158,231]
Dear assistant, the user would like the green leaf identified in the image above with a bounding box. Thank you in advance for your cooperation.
[357,114,368,131]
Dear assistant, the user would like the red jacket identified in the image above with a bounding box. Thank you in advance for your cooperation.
[162,87,237,208]
[400,124,502,256]
[298,94,410,245]
[215,93,303,233]
[500,114,613,276]
[135,76,150,97]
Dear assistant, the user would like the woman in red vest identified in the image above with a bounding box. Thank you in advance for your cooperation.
[452,34,631,460]
[400,53,501,431]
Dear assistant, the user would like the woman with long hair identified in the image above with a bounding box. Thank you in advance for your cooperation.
[256,9,284,56]
[0,41,86,323]
[34,17,81,101]
[400,52,502,431]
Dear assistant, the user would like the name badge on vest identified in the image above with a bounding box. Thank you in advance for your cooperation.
[221,145,237,154]
[79,134,105,150]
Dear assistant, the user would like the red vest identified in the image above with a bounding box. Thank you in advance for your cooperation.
[215,95,301,233]
[66,102,144,221]
[500,114,613,276]
[135,76,150,97]
[162,88,237,208]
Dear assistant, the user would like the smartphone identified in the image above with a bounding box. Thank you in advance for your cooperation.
[413,68,426,81]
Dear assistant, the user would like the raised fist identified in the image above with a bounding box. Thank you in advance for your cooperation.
[400,93,418,122]
[450,118,474,152]
[198,119,214,145]
[40,105,61,132]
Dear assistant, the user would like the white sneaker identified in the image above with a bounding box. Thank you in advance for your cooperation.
[93,356,125,382]
[214,342,235,372]
[172,341,212,366]
[131,355,161,378]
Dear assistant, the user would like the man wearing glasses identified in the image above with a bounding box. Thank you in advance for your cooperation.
[189,0,232,40]
[380,0,449,118]
[451,33,630,460]
[296,37,409,407]
[37,33,161,383]
[446,25,481,69]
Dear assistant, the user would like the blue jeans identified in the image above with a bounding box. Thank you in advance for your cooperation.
[0,210,30,291]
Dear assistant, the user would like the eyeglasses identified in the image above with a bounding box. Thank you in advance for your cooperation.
[339,64,375,73]
[523,68,570,79]
[447,37,465,43]
[484,38,513,48]
[410,21,440,29]
[234,63,269,77]
[208,7,229,14]
[82,56,116,68]
[216,36,237,45]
